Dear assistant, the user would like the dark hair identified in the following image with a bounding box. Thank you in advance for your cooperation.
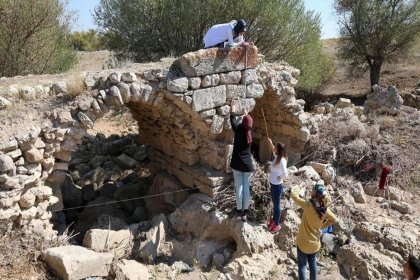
[409,255,420,279]
[233,19,247,38]
[274,142,287,166]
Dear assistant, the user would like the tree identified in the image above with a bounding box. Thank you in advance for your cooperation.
[335,0,420,87]
[70,30,105,51]
[94,0,334,91]
[0,0,76,77]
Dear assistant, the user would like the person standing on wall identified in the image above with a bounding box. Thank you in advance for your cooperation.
[230,105,254,221]
[291,183,337,280]
[266,138,288,233]
[203,19,253,49]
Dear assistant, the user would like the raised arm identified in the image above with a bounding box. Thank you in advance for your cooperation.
[230,112,238,132]
[267,137,275,154]
[291,185,306,208]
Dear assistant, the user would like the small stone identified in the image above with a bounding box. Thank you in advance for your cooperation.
[167,77,189,93]
[121,72,137,83]
[0,154,14,172]
[188,77,201,89]
[109,72,122,84]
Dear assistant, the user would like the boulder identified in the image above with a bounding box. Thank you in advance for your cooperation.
[145,174,189,218]
[110,85,124,106]
[136,214,172,261]
[83,228,135,259]
[296,166,320,181]
[23,148,43,163]
[129,82,153,103]
[223,250,280,280]
[365,85,404,115]
[336,242,404,279]
[109,72,122,84]
[52,82,68,94]
[336,98,353,109]
[114,154,138,170]
[117,82,131,103]
[0,154,14,172]
[390,201,412,214]
[113,259,150,280]
[174,46,259,77]
[351,182,366,204]
[72,197,129,242]
[77,112,94,129]
[121,72,137,83]
[43,245,113,280]
[114,182,146,214]
[169,193,274,255]
[0,96,12,109]
[20,86,36,100]
[0,139,18,153]
[352,222,417,258]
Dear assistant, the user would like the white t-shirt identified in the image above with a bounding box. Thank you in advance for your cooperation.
[269,157,288,185]
[203,22,244,48]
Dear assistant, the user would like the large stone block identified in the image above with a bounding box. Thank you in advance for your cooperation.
[43,245,113,280]
[192,85,226,111]
[174,46,259,77]
[219,71,242,84]
[226,85,245,99]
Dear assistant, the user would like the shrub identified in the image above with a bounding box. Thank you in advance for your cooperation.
[70,29,106,51]
[0,0,77,77]
[94,0,335,92]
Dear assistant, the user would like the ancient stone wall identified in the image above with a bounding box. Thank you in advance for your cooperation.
[0,46,309,235]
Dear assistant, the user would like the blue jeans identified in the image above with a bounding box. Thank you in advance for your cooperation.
[232,169,252,210]
[270,183,284,225]
[297,246,317,280]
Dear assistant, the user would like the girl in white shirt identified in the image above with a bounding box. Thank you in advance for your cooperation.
[203,19,251,49]
[267,138,288,233]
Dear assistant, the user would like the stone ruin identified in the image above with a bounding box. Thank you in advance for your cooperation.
[0,46,310,236]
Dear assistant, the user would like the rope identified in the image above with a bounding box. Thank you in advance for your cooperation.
[50,185,206,213]
[243,45,248,99]
[261,108,269,138]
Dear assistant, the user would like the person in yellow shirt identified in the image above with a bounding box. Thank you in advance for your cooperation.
[291,183,337,280]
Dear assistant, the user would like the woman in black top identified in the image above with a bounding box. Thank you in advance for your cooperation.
[230,112,254,221]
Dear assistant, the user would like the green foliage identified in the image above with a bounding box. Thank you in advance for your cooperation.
[70,29,105,51]
[94,0,334,91]
[0,0,76,77]
[335,0,420,87]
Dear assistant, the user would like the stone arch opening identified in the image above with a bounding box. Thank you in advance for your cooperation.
[0,46,309,241]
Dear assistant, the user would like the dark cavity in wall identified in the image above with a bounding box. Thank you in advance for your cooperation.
[57,132,153,243]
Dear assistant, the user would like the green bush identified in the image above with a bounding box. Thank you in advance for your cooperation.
[70,29,105,51]
[94,0,335,91]
[0,0,76,77]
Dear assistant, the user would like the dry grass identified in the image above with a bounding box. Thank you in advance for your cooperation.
[379,116,397,129]
[67,72,86,98]
[0,229,74,280]
[306,111,420,192]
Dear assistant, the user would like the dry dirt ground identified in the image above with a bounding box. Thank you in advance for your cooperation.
[322,39,420,98]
